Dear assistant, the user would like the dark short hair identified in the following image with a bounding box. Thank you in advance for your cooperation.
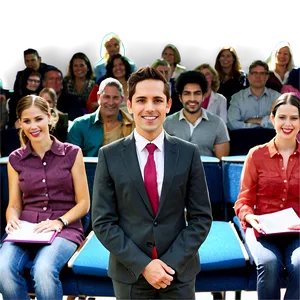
[175,71,208,95]
[44,66,63,79]
[128,67,170,101]
[24,48,39,57]
[271,93,300,116]
[249,60,269,73]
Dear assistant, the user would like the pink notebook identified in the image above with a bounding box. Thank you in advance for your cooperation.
[3,220,58,244]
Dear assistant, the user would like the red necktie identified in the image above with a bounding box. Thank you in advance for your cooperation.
[144,143,159,259]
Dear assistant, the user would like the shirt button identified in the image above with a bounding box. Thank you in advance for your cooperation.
[294,152,296,155]
[153,221,158,227]
[290,159,293,161]
[282,167,284,170]
[283,189,287,192]
[282,198,286,201]
[45,193,48,197]
[283,180,287,183]
[42,207,47,211]
[280,204,284,208]
[43,162,47,166]
[42,179,46,183]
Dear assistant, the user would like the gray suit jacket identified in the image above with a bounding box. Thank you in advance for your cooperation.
[92,132,212,284]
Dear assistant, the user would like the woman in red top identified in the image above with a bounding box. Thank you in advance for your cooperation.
[234,93,300,300]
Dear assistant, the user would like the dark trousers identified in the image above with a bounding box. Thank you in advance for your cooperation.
[113,275,195,300]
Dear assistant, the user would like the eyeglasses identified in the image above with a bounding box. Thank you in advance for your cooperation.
[27,78,41,84]
[249,72,268,76]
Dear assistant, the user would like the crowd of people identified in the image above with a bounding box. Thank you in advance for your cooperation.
[0,33,299,300]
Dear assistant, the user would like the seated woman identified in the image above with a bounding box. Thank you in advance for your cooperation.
[234,93,300,300]
[63,52,96,113]
[195,63,227,123]
[39,87,70,142]
[266,41,295,93]
[93,32,136,82]
[0,95,90,299]
[214,46,248,108]
[161,44,186,81]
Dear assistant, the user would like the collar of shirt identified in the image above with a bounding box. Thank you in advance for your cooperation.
[273,71,290,85]
[21,136,65,160]
[133,128,164,153]
[94,107,124,125]
[179,108,209,123]
[247,87,269,99]
[268,138,300,158]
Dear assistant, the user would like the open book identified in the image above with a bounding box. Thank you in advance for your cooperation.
[258,208,300,235]
[3,220,57,244]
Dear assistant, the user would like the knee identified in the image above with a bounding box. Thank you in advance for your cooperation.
[257,256,280,275]
[31,260,59,283]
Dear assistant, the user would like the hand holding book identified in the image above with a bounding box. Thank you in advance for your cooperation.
[4,220,58,244]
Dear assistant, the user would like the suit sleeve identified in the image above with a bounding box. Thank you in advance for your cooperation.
[160,145,213,274]
[92,148,151,278]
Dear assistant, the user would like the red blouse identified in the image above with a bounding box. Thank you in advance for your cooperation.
[234,139,300,228]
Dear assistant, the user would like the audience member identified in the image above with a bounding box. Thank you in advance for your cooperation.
[164,71,230,159]
[234,93,300,300]
[227,60,281,130]
[87,54,133,114]
[195,63,227,122]
[8,68,42,127]
[152,58,182,115]
[93,32,136,82]
[0,95,90,300]
[161,44,186,81]
[63,52,96,111]
[13,48,51,93]
[266,41,295,93]
[67,78,134,157]
[43,66,83,120]
[287,66,300,91]
[214,46,248,108]
[39,88,69,142]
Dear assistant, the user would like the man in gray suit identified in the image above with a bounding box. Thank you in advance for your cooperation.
[92,67,212,299]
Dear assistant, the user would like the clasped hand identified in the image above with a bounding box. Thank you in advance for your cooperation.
[142,259,175,290]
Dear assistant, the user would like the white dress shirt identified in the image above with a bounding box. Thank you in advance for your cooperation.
[133,129,165,199]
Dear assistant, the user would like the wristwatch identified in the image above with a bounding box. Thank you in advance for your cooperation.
[58,217,68,228]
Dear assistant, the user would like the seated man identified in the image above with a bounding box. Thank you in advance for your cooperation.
[43,66,84,121]
[164,71,230,159]
[13,48,52,93]
[227,60,281,130]
[67,77,135,157]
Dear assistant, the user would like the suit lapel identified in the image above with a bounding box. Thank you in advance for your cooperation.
[158,134,178,214]
[121,134,154,215]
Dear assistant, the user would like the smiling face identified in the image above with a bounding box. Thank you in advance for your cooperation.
[72,58,89,79]
[98,85,123,118]
[19,104,50,142]
[179,83,203,114]
[219,50,235,69]
[275,46,291,68]
[127,79,171,141]
[26,75,41,91]
[105,38,120,56]
[271,104,300,141]
[162,47,175,66]
[112,58,126,80]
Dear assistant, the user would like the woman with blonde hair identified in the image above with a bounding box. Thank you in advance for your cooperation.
[266,41,295,93]
[93,32,136,82]
[195,63,227,122]
[162,44,186,81]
